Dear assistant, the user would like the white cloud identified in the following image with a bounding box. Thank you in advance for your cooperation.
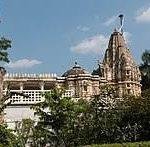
[77,26,90,32]
[71,34,109,54]
[123,31,132,44]
[136,7,150,23]
[103,15,117,26]
[6,59,42,69]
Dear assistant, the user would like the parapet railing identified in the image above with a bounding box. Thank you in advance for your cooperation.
[4,73,57,78]
[3,89,74,105]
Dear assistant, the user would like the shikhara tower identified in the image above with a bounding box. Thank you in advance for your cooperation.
[92,14,141,96]
[100,30,141,96]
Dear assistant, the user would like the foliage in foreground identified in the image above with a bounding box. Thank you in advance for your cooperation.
[0,91,150,147]
[0,124,19,147]
[28,87,150,147]
[1,86,146,147]
[31,88,90,147]
[139,50,150,90]
[89,141,150,147]
[0,37,11,114]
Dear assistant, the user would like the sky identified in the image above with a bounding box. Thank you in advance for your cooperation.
[0,0,150,75]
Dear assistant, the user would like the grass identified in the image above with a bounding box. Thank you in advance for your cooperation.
[85,141,150,147]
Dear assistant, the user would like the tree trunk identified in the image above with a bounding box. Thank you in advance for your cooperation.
[0,67,6,124]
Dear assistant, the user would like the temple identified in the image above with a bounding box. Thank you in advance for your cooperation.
[2,29,141,127]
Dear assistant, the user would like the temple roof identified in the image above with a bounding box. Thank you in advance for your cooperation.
[62,62,89,77]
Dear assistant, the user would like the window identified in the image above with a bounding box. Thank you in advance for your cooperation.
[127,89,131,94]
[126,70,130,75]
[84,85,87,91]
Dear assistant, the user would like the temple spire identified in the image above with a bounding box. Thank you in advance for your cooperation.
[118,14,124,34]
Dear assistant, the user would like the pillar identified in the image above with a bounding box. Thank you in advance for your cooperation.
[20,82,24,91]
[40,82,44,91]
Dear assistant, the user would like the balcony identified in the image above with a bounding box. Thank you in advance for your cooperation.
[3,90,74,105]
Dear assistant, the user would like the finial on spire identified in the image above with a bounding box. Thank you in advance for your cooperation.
[73,61,81,69]
[75,61,78,66]
[114,28,117,32]
[118,14,124,34]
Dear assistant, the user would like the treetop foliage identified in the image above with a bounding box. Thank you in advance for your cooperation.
[0,37,11,63]
[139,50,150,90]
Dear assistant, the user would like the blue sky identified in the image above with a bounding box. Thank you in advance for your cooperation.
[0,0,150,75]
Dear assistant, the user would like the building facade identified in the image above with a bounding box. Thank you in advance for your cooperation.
[3,29,141,126]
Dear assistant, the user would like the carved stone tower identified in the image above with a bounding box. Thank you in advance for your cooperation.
[102,30,141,96]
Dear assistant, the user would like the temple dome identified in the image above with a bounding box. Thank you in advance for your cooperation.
[62,62,89,77]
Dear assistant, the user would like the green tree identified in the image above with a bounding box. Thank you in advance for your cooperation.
[0,37,11,122]
[139,50,150,90]
[142,50,150,66]
[87,86,120,144]
[81,86,150,144]
[114,95,143,142]
[0,36,11,110]
[0,36,33,146]
[0,124,19,147]
[0,37,16,146]
[0,37,11,63]
[27,86,150,146]
[14,119,35,147]
[32,88,88,147]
